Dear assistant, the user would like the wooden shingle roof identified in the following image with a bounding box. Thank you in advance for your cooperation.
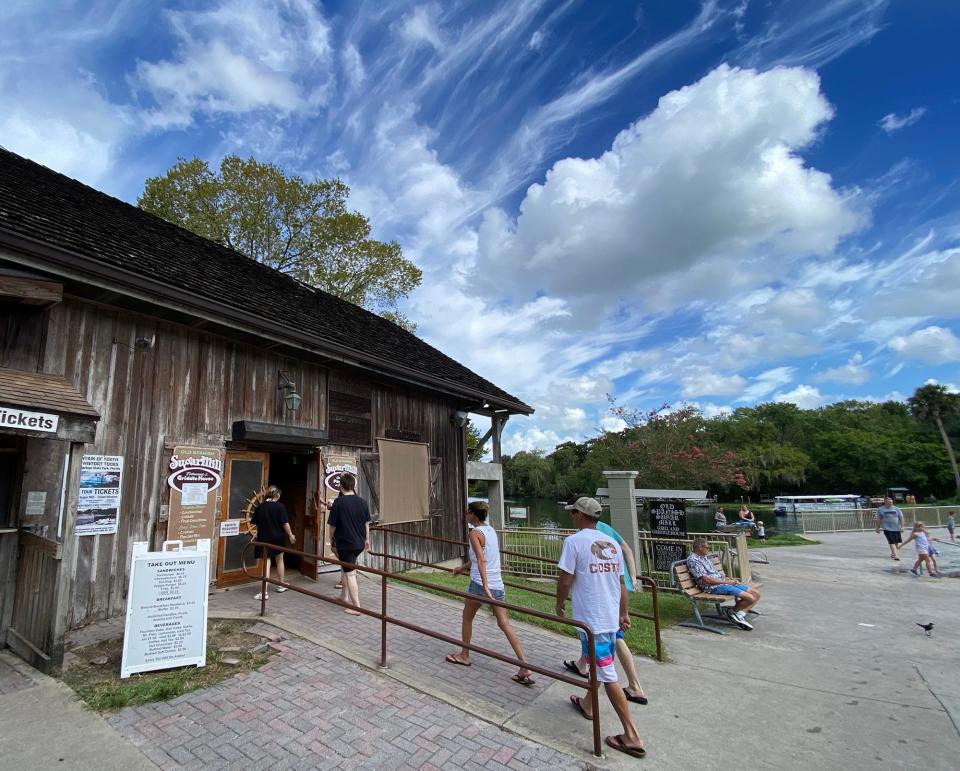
[0,149,532,414]
[0,368,99,418]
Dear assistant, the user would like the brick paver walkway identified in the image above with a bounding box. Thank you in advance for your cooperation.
[108,633,584,770]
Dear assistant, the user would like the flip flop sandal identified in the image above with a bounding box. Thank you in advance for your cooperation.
[563,660,587,678]
[605,734,646,758]
[445,654,471,667]
[569,695,591,720]
[511,674,535,687]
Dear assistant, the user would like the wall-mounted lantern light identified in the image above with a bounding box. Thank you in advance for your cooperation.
[278,371,302,412]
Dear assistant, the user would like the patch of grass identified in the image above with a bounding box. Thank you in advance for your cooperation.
[749,533,819,547]
[396,571,689,660]
[62,620,272,712]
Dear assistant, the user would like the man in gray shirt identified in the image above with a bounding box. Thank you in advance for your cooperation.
[874,497,905,560]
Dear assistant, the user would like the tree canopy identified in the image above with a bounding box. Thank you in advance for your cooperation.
[138,155,422,329]
[501,392,960,501]
[908,383,960,494]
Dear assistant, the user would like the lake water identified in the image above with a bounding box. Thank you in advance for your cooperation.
[506,498,803,534]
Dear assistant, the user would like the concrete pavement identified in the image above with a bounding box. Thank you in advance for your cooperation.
[0,649,158,770]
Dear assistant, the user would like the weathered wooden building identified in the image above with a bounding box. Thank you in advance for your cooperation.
[0,148,531,670]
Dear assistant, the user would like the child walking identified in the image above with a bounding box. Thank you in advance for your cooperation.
[947,512,956,542]
[902,522,940,577]
[756,521,766,542]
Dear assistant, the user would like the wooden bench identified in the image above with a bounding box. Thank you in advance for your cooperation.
[671,555,738,635]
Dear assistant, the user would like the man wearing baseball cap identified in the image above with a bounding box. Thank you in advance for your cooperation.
[556,497,645,758]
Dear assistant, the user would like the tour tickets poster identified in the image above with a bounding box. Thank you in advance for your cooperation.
[76,454,124,536]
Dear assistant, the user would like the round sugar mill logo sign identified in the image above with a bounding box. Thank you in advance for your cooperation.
[324,463,358,492]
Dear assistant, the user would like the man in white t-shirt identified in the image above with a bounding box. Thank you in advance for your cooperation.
[556,497,645,759]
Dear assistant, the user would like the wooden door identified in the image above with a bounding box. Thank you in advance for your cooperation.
[301,455,320,580]
[217,451,269,586]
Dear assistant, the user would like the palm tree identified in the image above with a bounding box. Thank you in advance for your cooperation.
[908,384,960,494]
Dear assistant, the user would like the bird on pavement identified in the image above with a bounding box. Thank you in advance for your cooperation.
[917,623,934,637]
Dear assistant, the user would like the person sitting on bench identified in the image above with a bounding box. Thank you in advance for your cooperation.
[686,538,760,630]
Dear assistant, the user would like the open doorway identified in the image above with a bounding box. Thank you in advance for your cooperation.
[268,451,309,572]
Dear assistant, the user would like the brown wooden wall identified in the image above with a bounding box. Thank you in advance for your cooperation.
[39,298,330,628]
[370,384,468,567]
[10,297,470,628]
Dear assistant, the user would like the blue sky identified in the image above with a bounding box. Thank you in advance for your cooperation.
[2,1,959,453]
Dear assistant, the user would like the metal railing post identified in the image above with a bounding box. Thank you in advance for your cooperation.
[381,529,388,668]
[586,628,601,758]
[260,548,268,617]
[643,577,663,662]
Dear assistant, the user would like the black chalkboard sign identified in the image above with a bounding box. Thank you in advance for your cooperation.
[650,499,688,571]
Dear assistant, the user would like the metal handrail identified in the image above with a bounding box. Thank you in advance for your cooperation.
[240,538,606,758]
[373,524,663,661]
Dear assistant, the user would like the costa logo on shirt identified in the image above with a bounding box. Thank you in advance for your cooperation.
[589,540,619,573]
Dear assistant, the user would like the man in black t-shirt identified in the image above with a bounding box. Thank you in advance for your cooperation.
[327,472,370,616]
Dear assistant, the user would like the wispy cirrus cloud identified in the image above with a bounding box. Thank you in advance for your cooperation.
[878,107,927,133]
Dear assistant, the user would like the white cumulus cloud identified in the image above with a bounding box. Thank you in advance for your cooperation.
[888,326,960,365]
[681,371,747,398]
[475,64,864,311]
[774,384,824,409]
[739,366,796,403]
[815,352,871,385]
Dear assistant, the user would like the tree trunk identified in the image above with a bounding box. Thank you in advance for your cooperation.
[935,414,960,494]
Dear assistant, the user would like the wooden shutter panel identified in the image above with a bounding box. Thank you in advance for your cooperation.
[429,457,442,518]
[358,452,380,521]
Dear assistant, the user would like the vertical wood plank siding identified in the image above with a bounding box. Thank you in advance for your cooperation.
[42,299,329,628]
[370,385,467,569]
[33,299,469,628]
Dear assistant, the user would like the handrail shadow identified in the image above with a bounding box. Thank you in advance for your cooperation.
[240,538,606,758]
[372,524,663,662]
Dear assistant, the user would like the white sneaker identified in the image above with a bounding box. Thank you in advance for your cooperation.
[733,611,753,630]
[254,592,268,600]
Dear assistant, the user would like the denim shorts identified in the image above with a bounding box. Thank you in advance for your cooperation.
[467,580,505,602]
[707,583,749,596]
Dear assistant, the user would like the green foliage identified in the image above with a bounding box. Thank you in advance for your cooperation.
[908,384,960,493]
[750,533,819,547]
[139,155,422,328]
[466,420,485,462]
[501,390,959,501]
[502,450,554,498]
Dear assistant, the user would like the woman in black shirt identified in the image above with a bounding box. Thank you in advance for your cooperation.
[251,485,295,601]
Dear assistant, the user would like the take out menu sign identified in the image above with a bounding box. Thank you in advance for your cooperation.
[120,540,210,678]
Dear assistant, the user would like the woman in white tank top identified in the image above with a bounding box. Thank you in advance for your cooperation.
[445,501,535,686]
